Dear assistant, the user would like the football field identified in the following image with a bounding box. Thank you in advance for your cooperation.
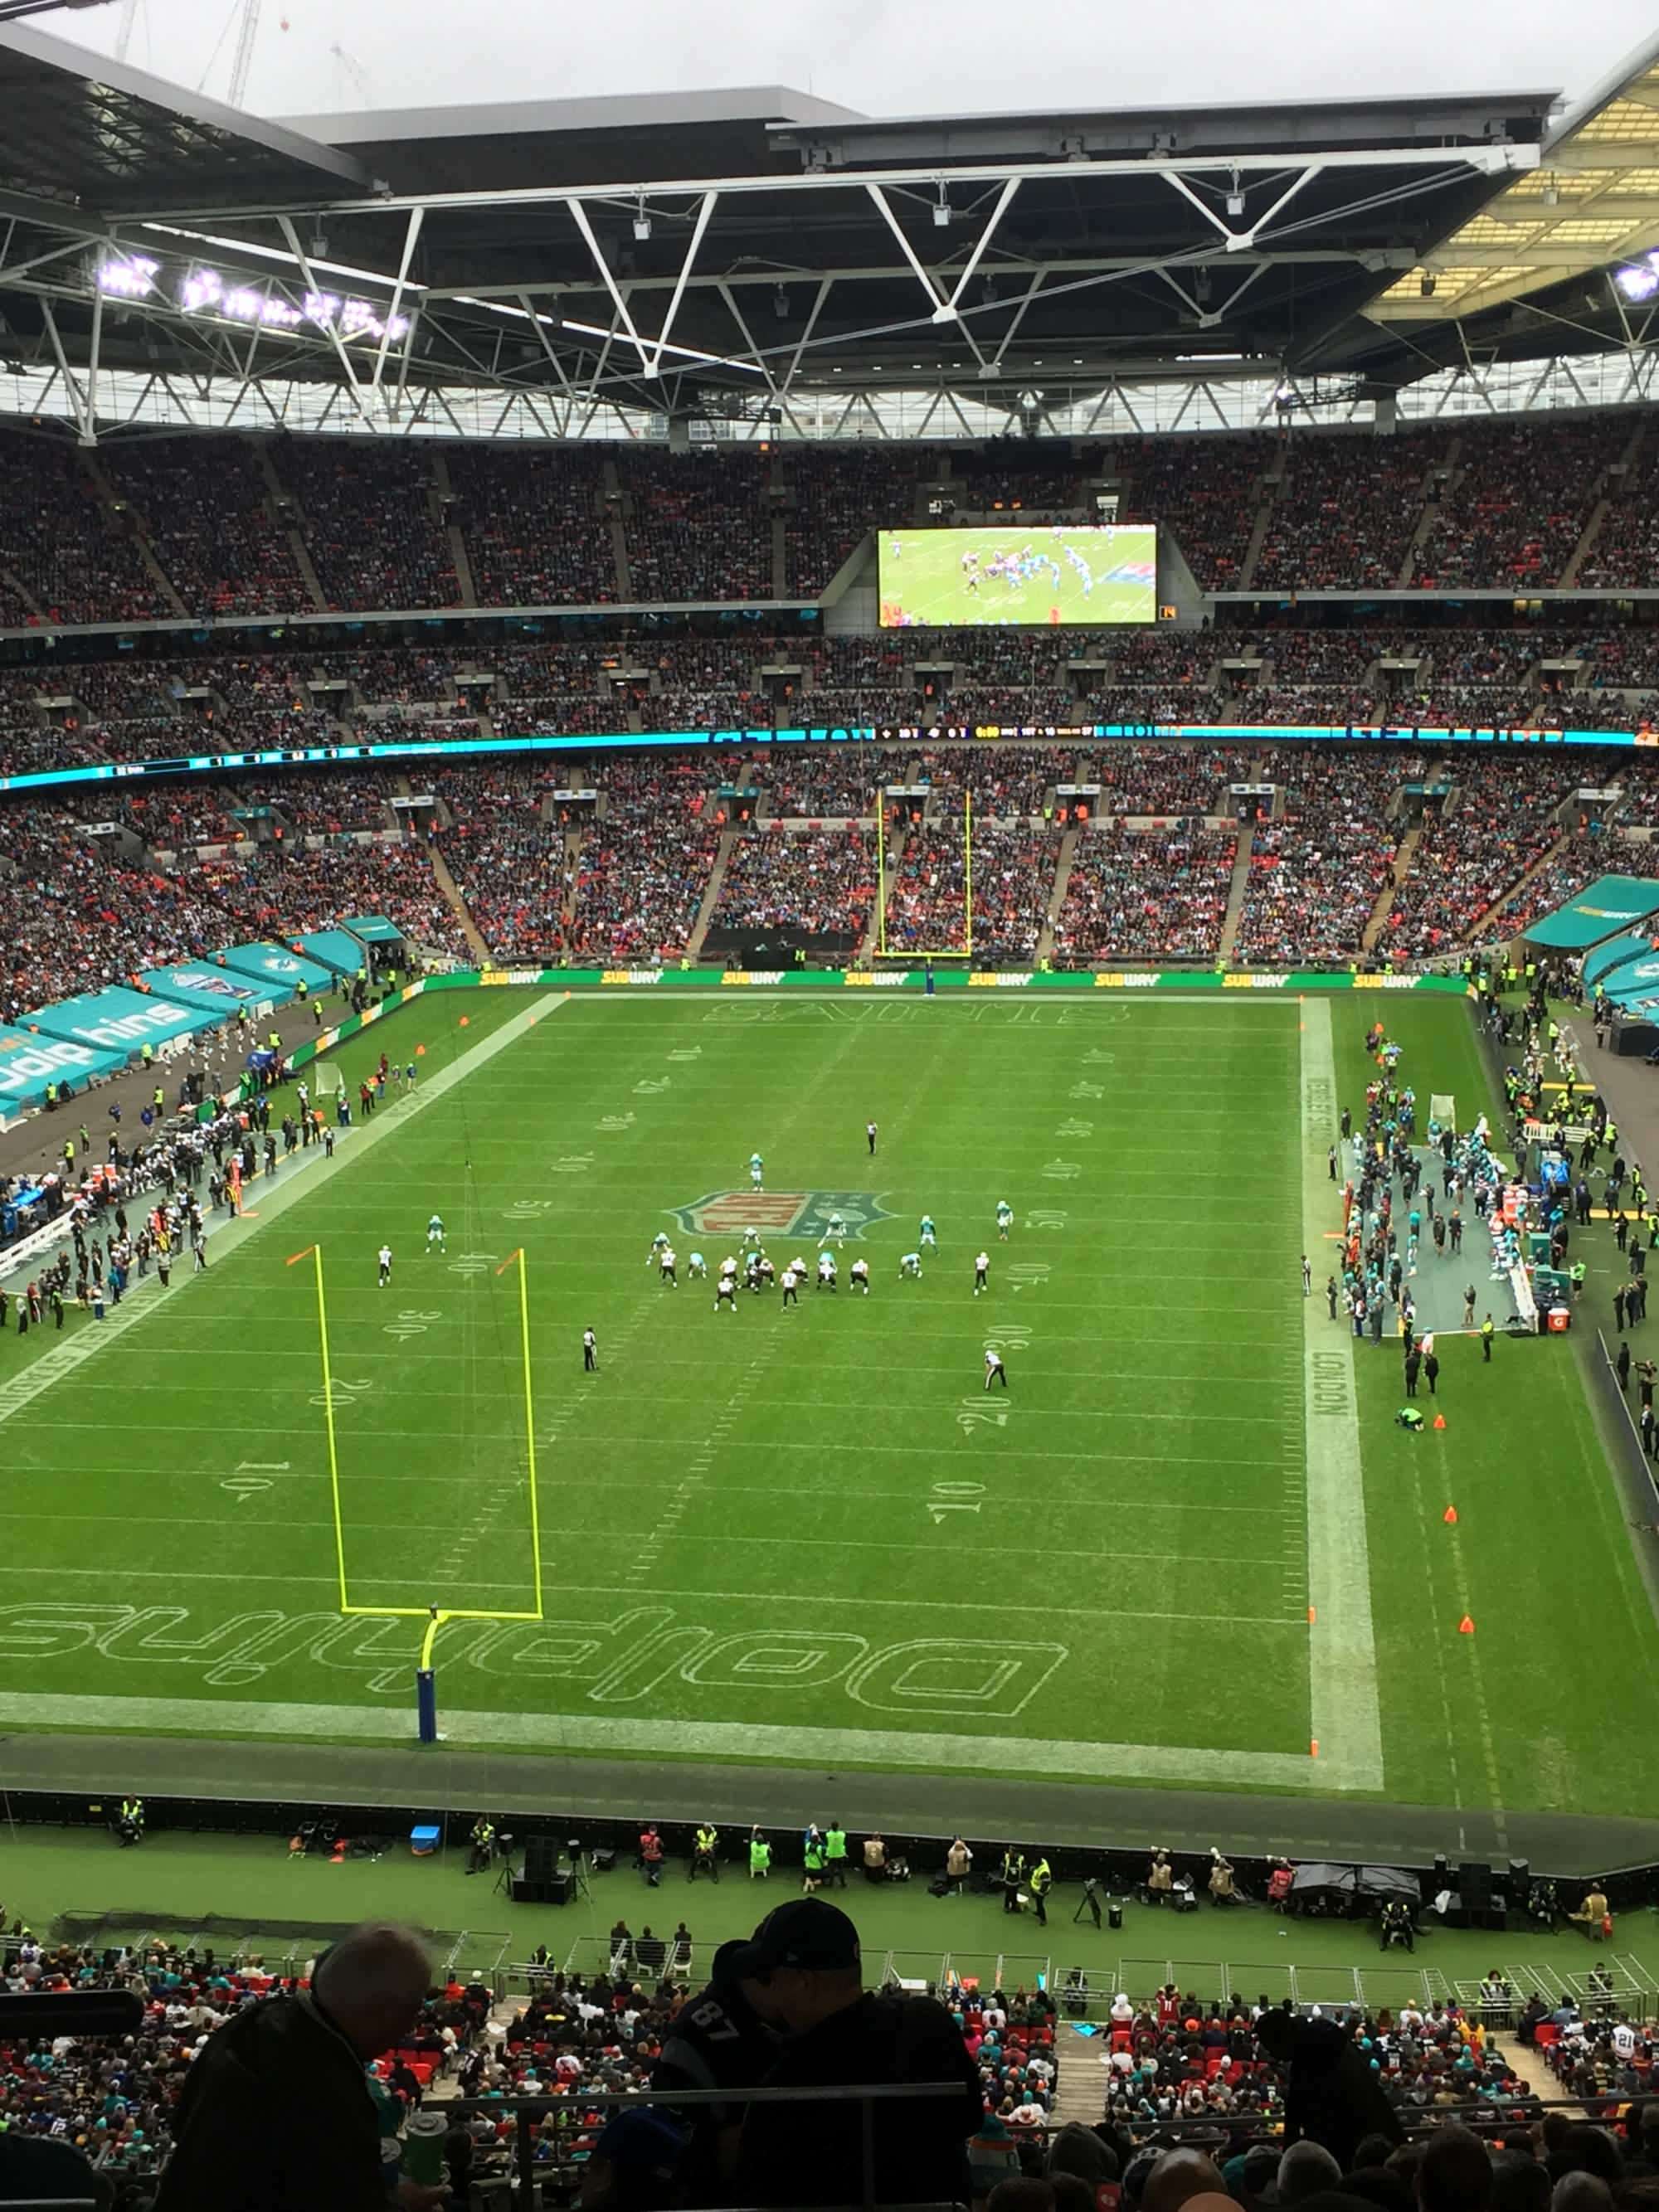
[3,987,1659,1821]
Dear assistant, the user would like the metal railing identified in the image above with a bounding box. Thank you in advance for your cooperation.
[445,2082,975,2212]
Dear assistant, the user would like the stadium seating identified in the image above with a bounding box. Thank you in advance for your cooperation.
[103,437,309,619]
[0,428,168,625]
[1054,825,1238,962]
[277,438,461,611]
[706,827,879,946]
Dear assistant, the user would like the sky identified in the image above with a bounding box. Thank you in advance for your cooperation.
[58,0,1659,125]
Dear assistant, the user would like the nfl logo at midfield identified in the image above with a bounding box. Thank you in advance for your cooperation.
[669,1190,896,1242]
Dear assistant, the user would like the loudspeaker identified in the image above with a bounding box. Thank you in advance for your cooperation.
[524,1838,558,1881]
[1614,1022,1659,1057]
[1459,1860,1493,1913]
[590,1846,616,1874]
[1509,1857,1531,1892]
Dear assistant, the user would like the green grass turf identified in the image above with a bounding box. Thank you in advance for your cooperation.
[8,1825,1659,2012]
[4,987,1659,1819]
[877,527,1155,629]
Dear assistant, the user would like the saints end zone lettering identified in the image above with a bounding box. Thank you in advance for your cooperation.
[669,1189,898,1242]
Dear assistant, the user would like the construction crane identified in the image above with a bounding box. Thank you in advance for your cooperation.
[225,0,261,107]
[328,40,372,106]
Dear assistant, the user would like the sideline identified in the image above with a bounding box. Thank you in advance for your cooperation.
[1300,997,1386,1790]
[0,993,567,1428]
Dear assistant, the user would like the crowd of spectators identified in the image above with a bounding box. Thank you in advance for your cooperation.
[1253,435,1438,591]
[1414,416,1629,590]
[1091,741,1257,815]
[430,766,572,960]
[882,824,1053,961]
[0,429,166,626]
[1053,824,1237,961]
[1121,433,1273,589]
[707,827,878,943]
[445,442,620,605]
[913,745,1078,814]
[764,760,876,816]
[103,438,307,620]
[277,439,461,612]
[1578,437,1659,591]
[785,445,926,594]
[566,756,725,960]
[625,449,775,601]
[1378,756,1578,959]
[0,1927,493,2200]
[1233,752,1404,964]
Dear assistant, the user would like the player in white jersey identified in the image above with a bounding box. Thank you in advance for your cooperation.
[850,1257,870,1295]
[687,1251,708,1280]
[899,1251,922,1279]
[820,1212,846,1247]
[781,1263,800,1308]
[816,1252,837,1291]
[721,1256,739,1281]
[714,1270,737,1310]
[996,1201,1014,1242]
[377,1243,392,1287]
[659,1244,678,1286]
[427,1213,445,1252]
[974,1251,990,1295]
[649,1231,670,1266]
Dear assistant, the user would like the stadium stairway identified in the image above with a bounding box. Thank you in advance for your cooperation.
[1398,435,1462,587]
[81,448,187,617]
[431,451,478,605]
[246,444,326,611]
[1560,416,1646,586]
[1360,823,1423,955]
[1048,2038,1105,2127]
[686,828,741,960]
[1217,829,1256,965]
[1237,497,1274,592]
[1035,826,1081,966]
[603,457,633,599]
[1462,829,1573,945]
[859,835,903,964]
[0,564,41,618]
[428,843,494,965]
[772,513,788,599]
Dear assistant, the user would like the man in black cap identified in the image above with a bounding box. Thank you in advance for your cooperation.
[651,1939,785,2205]
[726,1898,980,2209]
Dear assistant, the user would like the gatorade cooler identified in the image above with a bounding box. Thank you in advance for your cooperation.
[1547,1305,1571,1333]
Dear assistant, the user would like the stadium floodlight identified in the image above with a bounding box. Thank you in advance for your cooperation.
[1615,255,1659,302]
[632,199,652,241]
[933,185,951,228]
[772,284,789,318]
[1226,172,1245,217]
[1420,273,1437,298]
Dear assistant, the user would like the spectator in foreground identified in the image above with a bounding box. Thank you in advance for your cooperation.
[727,1898,981,2208]
[0,2129,113,2210]
[153,1920,439,2212]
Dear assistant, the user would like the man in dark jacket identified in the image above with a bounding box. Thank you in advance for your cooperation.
[154,1921,438,2212]
[727,1899,980,2209]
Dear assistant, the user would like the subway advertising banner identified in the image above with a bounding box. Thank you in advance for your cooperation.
[2,719,1658,799]
[420,967,1470,995]
[0,1022,128,1110]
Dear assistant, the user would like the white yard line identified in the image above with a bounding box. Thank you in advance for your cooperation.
[1300,997,1385,1788]
[0,994,567,1431]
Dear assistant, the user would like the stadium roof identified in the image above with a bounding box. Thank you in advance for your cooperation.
[4,20,1655,432]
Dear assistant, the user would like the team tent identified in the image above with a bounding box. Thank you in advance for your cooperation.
[1522,876,1659,952]
[27,983,231,1063]
[293,927,370,976]
[213,941,338,997]
[0,1022,128,1111]
[137,960,282,1015]
[338,914,403,946]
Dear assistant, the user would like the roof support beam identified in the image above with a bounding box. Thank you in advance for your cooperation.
[646,187,717,376]
[276,214,375,423]
[367,203,424,406]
